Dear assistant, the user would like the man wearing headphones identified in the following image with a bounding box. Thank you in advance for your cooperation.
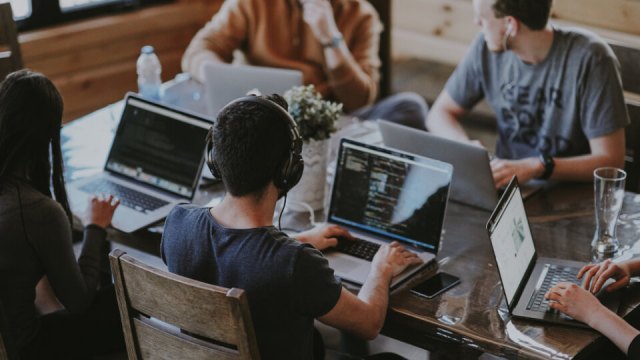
[160,94,421,359]
[426,0,628,188]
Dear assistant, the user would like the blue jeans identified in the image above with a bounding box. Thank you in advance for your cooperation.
[351,92,428,131]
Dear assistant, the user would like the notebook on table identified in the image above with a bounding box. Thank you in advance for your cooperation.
[67,93,212,233]
[486,176,619,327]
[203,63,303,117]
[324,138,453,289]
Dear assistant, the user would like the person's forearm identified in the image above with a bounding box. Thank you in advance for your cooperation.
[425,108,470,143]
[324,42,377,112]
[550,153,624,182]
[356,267,393,338]
[589,305,640,354]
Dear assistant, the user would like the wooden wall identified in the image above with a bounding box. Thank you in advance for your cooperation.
[393,0,640,66]
[18,0,222,123]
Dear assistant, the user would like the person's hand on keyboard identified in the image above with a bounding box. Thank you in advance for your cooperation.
[545,282,604,326]
[371,241,423,278]
[579,259,632,294]
[85,194,120,229]
[294,224,354,251]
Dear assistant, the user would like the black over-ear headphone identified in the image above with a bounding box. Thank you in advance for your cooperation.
[206,95,304,195]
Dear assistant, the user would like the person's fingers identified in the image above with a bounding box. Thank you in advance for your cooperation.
[389,241,400,247]
[582,265,600,290]
[578,264,595,279]
[330,226,353,240]
[548,301,567,313]
[545,291,562,303]
[592,265,618,293]
[590,261,611,293]
[607,277,629,292]
[325,238,338,248]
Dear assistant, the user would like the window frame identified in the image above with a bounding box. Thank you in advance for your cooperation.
[15,0,173,31]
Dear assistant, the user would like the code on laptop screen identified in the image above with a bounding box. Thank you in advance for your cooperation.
[105,98,210,198]
[328,140,452,251]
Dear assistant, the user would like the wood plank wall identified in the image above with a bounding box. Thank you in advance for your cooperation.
[18,0,222,123]
[393,0,640,65]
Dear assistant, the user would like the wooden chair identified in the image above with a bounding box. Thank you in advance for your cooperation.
[0,3,23,82]
[109,249,261,360]
[368,0,392,99]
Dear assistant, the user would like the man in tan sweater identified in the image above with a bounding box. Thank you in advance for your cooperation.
[182,0,428,129]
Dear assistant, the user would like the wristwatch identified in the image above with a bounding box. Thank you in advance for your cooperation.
[322,34,343,49]
[538,153,555,180]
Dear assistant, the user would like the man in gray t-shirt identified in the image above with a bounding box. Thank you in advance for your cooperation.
[426,0,628,188]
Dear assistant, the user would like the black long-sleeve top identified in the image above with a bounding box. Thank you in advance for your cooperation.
[0,181,105,350]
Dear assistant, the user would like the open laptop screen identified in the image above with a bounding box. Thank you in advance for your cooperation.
[328,139,452,252]
[487,181,536,306]
[105,97,211,198]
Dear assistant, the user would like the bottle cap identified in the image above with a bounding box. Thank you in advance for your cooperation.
[141,45,155,55]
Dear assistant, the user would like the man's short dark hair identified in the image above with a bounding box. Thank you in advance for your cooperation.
[211,94,291,198]
[492,0,552,30]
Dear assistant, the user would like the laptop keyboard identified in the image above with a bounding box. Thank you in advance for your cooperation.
[527,264,581,312]
[336,237,381,262]
[80,179,169,213]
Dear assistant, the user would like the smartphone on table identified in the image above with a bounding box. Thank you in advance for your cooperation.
[410,272,460,299]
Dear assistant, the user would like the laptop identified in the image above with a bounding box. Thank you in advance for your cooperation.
[378,120,543,211]
[67,93,212,233]
[324,138,453,289]
[486,176,619,327]
[379,120,496,210]
[203,63,303,116]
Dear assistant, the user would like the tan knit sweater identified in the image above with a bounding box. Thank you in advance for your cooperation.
[182,0,382,112]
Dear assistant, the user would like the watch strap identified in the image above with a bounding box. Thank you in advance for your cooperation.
[538,153,555,180]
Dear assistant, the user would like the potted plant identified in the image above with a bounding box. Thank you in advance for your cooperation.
[284,85,342,210]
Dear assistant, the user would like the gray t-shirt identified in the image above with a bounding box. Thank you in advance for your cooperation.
[445,27,629,159]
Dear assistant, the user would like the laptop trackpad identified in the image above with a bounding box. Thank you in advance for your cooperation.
[327,253,371,281]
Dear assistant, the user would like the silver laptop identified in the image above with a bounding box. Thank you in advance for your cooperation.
[204,63,303,116]
[378,119,497,210]
[378,120,543,210]
[67,94,212,233]
[324,139,453,289]
[486,176,619,327]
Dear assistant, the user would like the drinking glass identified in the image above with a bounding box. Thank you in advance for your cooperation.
[591,167,626,261]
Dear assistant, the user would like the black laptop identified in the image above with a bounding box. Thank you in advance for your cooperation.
[486,176,619,327]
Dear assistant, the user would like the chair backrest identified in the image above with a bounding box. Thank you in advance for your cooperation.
[0,3,23,82]
[367,0,391,99]
[109,249,261,360]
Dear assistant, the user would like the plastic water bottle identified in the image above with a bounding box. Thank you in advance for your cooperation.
[136,45,162,100]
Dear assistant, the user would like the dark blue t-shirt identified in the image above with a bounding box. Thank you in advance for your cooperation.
[161,205,342,359]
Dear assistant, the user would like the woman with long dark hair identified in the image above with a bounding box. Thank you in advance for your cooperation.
[0,70,124,359]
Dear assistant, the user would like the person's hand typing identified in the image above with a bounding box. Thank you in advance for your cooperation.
[578,259,631,294]
[86,194,120,229]
[295,224,354,251]
[371,242,423,280]
[545,282,605,326]
[491,157,544,189]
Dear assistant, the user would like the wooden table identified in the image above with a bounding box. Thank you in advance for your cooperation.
[62,98,640,360]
